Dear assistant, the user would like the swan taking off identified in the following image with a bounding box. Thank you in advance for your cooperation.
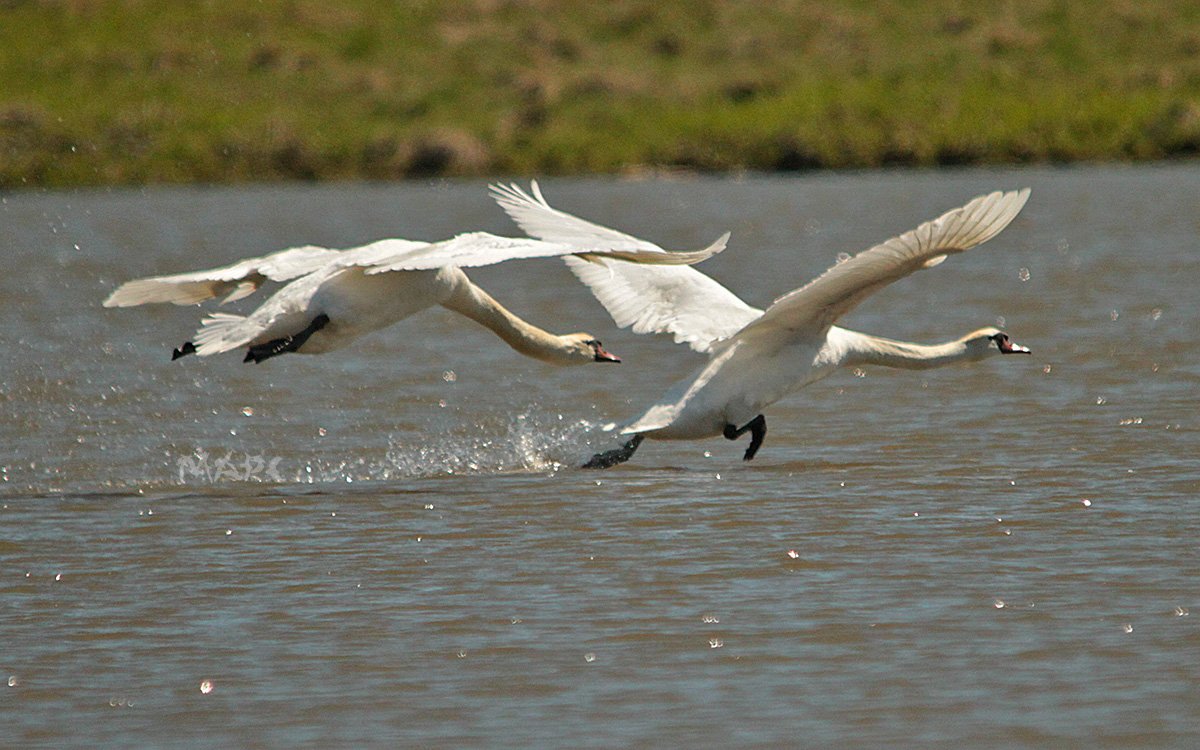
[104,230,727,366]
[491,182,1032,466]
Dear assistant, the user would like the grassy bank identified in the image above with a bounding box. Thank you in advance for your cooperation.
[3,0,1200,187]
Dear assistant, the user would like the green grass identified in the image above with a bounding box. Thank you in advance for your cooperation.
[3,0,1200,187]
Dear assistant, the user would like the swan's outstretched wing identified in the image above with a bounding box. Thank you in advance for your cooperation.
[739,188,1030,342]
[103,245,341,307]
[358,231,727,275]
[105,225,720,308]
[560,257,762,353]
[492,181,758,353]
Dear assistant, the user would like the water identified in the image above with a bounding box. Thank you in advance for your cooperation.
[2,165,1199,747]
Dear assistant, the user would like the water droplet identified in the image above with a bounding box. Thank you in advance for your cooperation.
[1081,499,1092,507]
[1095,396,1107,405]
[787,549,799,559]
[995,315,1006,328]
[1151,308,1163,321]
[993,599,1005,609]
[1003,529,1012,536]
[200,679,214,694]
[1174,606,1189,617]
[511,617,522,624]
[442,370,457,383]
[995,517,1003,523]
[7,675,17,687]
[241,406,254,417]
[456,649,467,658]
[225,529,232,536]
[1123,623,1133,633]
[54,573,62,582]
[852,368,866,378]
[702,614,720,623]
[330,512,336,517]
[424,504,434,510]
[1042,364,1052,374]
[1017,267,1030,281]
[438,399,447,408]
[584,652,596,663]
[1110,310,1119,321]
[708,638,723,649]
[835,252,851,264]
[318,427,327,437]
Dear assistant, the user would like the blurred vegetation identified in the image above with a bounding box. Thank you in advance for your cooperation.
[2,0,1200,187]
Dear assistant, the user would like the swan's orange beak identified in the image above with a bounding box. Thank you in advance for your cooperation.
[593,343,621,363]
[999,338,1031,354]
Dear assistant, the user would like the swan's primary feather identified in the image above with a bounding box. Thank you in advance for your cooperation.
[744,188,1030,340]
[102,245,340,307]
[358,232,722,275]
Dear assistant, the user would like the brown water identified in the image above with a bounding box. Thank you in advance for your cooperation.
[2,166,1199,747]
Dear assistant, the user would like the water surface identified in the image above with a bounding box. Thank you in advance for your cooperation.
[2,166,1198,747]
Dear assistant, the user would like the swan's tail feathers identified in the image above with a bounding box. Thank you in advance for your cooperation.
[192,313,258,356]
[103,278,250,308]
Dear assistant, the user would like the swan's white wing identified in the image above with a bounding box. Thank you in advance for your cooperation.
[359,231,726,275]
[103,245,340,307]
[739,188,1030,342]
[563,256,762,353]
[492,180,724,256]
[491,180,756,353]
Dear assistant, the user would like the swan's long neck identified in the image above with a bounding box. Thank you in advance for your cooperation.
[841,330,983,371]
[438,268,572,364]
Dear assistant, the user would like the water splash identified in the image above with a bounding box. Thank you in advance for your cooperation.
[290,410,606,482]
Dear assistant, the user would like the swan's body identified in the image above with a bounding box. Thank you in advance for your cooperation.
[491,182,1032,464]
[105,230,727,366]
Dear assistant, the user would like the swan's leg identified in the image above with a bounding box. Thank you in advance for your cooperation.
[582,434,644,469]
[172,341,197,360]
[742,415,766,461]
[723,414,767,461]
[244,313,330,364]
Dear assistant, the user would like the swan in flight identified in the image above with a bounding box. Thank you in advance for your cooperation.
[491,182,1032,466]
[104,230,728,366]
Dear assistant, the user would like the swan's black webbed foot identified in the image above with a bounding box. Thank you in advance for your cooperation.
[582,434,644,469]
[724,414,767,461]
[244,313,330,364]
[172,341,197,360]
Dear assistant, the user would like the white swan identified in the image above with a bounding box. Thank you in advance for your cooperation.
[491,182,1032,466]
[104,230,728,366]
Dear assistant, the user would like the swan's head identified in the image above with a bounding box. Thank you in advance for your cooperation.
[965,327,1031,359]
[557,333,622,365]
